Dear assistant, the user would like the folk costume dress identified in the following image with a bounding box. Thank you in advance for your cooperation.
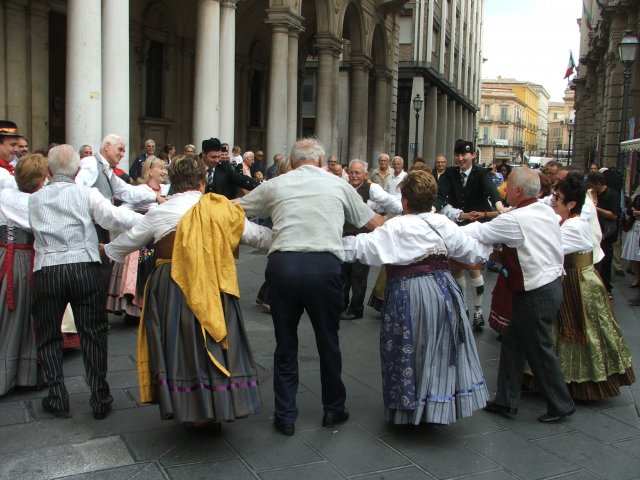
[0,187,39,394]
[105,191,271,424]
[343,212,491,425]
[106,183,170,318]
[549,214,635,400]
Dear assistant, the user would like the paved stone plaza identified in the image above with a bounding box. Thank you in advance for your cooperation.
[1,246,639,480]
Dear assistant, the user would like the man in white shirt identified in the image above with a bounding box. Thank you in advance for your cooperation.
[30,144,142,421]
[385,156,407,196]
[76,133,163,303]
[237,138,384,436]
[341,159,401,320]
[462,166,575,424]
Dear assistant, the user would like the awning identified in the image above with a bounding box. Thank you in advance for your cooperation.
[621,139,640,152]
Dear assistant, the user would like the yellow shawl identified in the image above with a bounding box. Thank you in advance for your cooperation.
[137,193,245,402]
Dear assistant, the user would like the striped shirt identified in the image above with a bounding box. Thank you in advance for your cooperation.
[29,175,142,271]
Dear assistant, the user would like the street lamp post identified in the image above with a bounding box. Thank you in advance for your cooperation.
[567,119,574,165]
[617,29,639,173]
[412,93,423,160]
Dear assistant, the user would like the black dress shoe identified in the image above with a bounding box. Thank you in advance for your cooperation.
[340,312,362,320]
[274,418,295,436]
[538,408,575,424]
[322,409,349,427]
[42,397,71,419]
[484,401,517,417]
[93,404,112,420]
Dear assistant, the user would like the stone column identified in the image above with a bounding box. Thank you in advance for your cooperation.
[66,0,102,151]
[347,55,371,162]
[193,0,220,146]
[371,69,390,165]
[5,1,29,136]
[331,53,340,157]
[103,0,130,168]
[287,28,301,150]
[446,99,456,157]
[265,8,302,161]
[436,92,448,157]
[315,35,341,153]
[30,3,50,149]
[219,0,237,145]
[423,85,438,162]
[455,103,463,141]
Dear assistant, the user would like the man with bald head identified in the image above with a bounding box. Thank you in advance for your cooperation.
[237,138,384,436]
[462,166,574,424]
[30,144,142,420]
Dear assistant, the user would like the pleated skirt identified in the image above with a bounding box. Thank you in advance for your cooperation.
[381,270,488,425]
[0,246,38,395]
[554,264,635,400]
[141,263,261,423]
[621,221,640,261]
[106,251,142,317]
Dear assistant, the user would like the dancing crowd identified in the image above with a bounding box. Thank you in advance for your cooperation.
[0,118,635,436]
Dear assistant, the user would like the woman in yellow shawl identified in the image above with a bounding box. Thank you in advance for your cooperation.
[104,155,271,433]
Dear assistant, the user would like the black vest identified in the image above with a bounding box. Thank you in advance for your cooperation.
[343,182,372,237]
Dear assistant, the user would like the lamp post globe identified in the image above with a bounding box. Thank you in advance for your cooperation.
[617,29,639,173]
[412,93,423,160]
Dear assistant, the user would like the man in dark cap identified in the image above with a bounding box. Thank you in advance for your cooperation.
[435,139,505,332]
[201,137,258,199]
[0,121,21,172]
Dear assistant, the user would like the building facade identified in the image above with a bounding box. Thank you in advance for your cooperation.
[477,78,549,164]
[0,0,407,169]
[573,0,639,179]
[395,0,484,167]
[546,90,575,162]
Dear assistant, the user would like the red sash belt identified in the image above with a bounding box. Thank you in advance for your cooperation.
[386,254,449,278]
[0,242,34,311]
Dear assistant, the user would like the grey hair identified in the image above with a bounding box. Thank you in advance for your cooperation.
[242,151,254,161]
[48,144,80,177]
[349,159,368,171]
[144,139,155,146]
[79,144,92,152]
[509,166,540,198]
[377,153,390,162]
[290,138,325,166]
[184,144,196,152]
[273,153,285,164]
[101,133,123,151]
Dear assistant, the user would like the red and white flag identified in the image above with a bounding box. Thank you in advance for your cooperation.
[564,51,576,79]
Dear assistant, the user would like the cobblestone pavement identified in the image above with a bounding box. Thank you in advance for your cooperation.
[1,247,639,479]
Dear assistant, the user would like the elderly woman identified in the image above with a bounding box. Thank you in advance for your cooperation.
[104,155,271,433]
[544,175,634,399]
[107,156,170,320]
[343,170,491,425]
[0,154,48,394]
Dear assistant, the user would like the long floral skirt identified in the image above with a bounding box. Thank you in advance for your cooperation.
[381,270,488,425]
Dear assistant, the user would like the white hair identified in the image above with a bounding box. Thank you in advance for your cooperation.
[101,133,123,151]
[290,138,325,166]
[510,166,540,198]
[48,144,80,177]
[349,159,368,171]
[242,151,254,161]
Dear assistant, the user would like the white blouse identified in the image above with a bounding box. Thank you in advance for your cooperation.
[560,216,593,256]
[0,187,31,230]
[343,211,492,267]
[105,190,272,263]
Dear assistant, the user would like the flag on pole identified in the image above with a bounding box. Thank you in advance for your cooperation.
[564,51,576,79]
